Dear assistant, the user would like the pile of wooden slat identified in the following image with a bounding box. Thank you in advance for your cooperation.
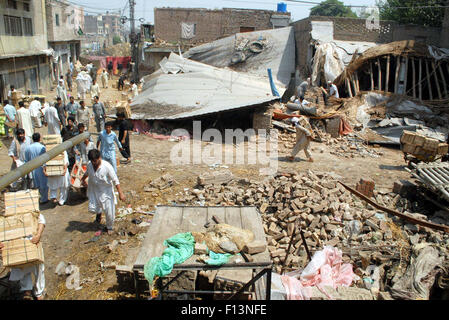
[43,135,65,176]
[400,130,448,157]
[0,190,44,267]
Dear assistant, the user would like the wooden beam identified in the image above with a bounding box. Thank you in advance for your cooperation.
[394,56,401,93]
[411,57,416,98]
[370,62,374,91]
[437,62,448,98]
[419,58,423,100]
[377,57,382,91]
[355,71,360,92]
[351,75,358,95]
[385,55,390,93]
[403,56,409,96]
[432,61,442,99]
[425,59,433,100]
[346,78,353,98]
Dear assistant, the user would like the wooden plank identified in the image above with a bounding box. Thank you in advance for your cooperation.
[425,60,434,100]
[134,206,182,267]
[419,59,423,100]
[224,207,243,229]
[370,62,374,91]
[240,207,271,264]
[351,76,358,95]
[377,58,382,91]
[403,56,408,96]
[432,61,442,99]
[177,207,208,234]
[394,56,401,93]
[207,206,226,225]
[411,57,416,98]
[355,71,360,92]
[385,55,390,93]
[42,135,62,145]
[438,62,448,98]
[345,78,353,97]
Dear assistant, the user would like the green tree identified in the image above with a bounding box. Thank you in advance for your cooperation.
[377,0,445,27]
[309,0,358,18]
[113,35,122,45]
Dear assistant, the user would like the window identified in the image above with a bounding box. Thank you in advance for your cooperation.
[23,2,30,12]
[7,0,17,9]
[23,17,33,36]
[4,15,22,36]
[55,14,60,26]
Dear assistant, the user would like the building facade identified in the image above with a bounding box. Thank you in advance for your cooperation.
[82,12,125,53]
[0,0,52,99]
[45,0,83,81]
[154,7,291,45]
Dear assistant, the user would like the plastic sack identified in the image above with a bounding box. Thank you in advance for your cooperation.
[205,251,233,266]
[144,232,195,286]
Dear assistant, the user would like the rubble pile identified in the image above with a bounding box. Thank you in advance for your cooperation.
[175,170,449,297]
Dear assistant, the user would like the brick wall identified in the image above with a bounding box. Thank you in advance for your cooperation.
[154,7,290,44]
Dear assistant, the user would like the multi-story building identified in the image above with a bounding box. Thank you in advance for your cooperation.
[82,12,125,52]
[0,0,53,99]
[45,0,83,81]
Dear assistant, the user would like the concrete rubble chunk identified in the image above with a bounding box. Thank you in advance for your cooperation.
[197,170,234,186]
[243,240,267,255]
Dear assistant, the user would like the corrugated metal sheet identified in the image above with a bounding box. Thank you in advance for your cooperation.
[130,53,281,120]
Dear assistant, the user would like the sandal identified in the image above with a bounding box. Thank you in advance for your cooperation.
[22,291,33,300]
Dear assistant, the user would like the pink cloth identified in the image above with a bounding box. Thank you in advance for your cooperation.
[281,246,356,300]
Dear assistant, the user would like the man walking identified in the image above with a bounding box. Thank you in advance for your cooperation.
[29,97,43,128]
[90,79,101,100]
[117,112,132,164]
[44,102,62,135]
[66,70,73,91]
[8,128,32,190]
[81,149,126,235]
[16,101,34,138]
[54,97,67,127]
[76,100,91,131]
[3,99,17,138]
[288,116,314,163]
[97,122,123,173]
[25,133,48,204]
[44,150,70,206]
[61,116,78,172]
[65,96,80,122]
[100,69,109,89]
[56,79,68,107]
[92,96,106,133]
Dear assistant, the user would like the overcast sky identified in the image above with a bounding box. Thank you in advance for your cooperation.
[75,0,378,24]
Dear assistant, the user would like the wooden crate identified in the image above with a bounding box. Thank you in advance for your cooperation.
[45,144,64,166]
[0,212,38,242]
[400,131,416,145]
[413,135,426,147]
[116,101,132,118]
[423,138,440,152]
[1,238,44,268]
[402,143,416,154]
[43,135,62,145]
[4,190,40,217]
[121,93,129,101]
[46,165,65,176]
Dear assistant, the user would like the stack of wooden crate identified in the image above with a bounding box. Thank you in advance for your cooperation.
[11,91,22,108]
[401,131,449,157]
[116,101,132,119]
[43,135,65,176]
[0,190,44,268]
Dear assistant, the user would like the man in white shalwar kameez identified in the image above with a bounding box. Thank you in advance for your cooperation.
[16,101,34,138]
[76,70,92,100]
[81,149,126,235]
[56,79,68,106]
[29,97,43,128]
[44,103,62,135]
[44,151,70,206]
[0,213,46,300]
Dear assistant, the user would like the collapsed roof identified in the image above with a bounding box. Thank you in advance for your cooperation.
[183,26,296,88]
[131,53,280,120]
[333,40,449,101]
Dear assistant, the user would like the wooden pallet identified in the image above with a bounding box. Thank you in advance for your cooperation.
[0,212,38,242]
[1,238,44,267]
[4,190,39,217]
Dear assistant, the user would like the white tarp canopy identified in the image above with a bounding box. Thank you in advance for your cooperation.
[183,27,296,88]
[311,40,377,85]
[131,53,280,120]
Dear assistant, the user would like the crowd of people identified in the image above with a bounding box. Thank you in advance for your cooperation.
[0,65,134,300]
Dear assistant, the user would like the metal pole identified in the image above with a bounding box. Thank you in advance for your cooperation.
[0,132,90,191]
[129,0,139,83]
